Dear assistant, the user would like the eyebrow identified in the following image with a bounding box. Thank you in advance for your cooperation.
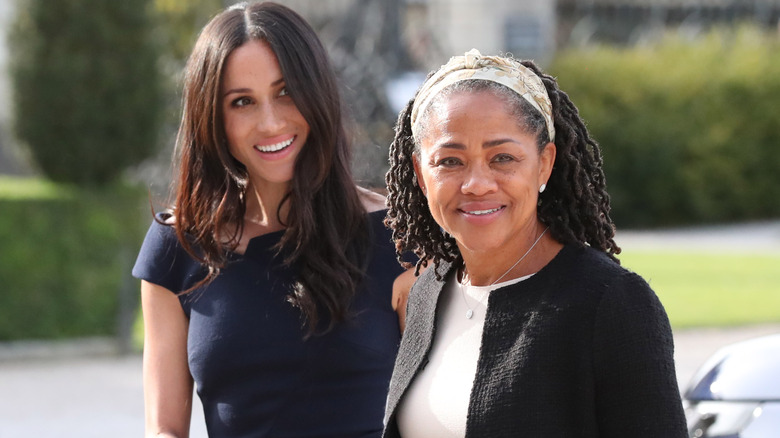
[222,78,286,97]
[438,138,518,149]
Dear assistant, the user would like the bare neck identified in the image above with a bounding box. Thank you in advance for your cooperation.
[243,180,290,236]
[460,225,562,286]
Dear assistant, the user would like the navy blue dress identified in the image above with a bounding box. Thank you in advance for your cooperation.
[132,210,405,438]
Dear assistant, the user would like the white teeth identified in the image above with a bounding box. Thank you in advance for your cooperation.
[468,207,501,215]
[255,137,294,153]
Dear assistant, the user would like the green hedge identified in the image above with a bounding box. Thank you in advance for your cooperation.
[0,177,147,341]
[550,26,780,227]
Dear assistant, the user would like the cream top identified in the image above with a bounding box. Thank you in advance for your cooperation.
[396,273,531,437]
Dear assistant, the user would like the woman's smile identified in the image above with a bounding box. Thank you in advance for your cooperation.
[254,135,295,154]
[458,203,506,224]
[463,207,502,215]
[251,134,299,161]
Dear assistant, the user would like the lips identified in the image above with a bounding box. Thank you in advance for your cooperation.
[459,204,505,216]
[466,207,503,215]
[254,136,294,153]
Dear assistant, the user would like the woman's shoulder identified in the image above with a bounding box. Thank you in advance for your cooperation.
[358,186,392,240]
[569,245,660,303]
[357,186,387,213]
[538,246,668,338]
[546,245,654,301]
[157,210,176,226]
[141,211,180,247]
[132,212,206,293]
[559,244,634,278]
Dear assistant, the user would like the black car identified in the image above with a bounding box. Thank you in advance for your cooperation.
[684,333,780,437]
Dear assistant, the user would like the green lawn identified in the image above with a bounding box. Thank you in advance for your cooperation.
[620,249,780,329]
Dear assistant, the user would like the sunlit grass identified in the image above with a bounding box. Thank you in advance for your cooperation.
[620,249,780,329]
[0,176,75,200]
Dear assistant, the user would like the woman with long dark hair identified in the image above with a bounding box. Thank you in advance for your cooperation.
[133,3,411,436]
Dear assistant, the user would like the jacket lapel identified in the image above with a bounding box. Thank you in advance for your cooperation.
[384,259,454,429]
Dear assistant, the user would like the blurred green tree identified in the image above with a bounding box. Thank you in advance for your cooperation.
[154,0,226,65]
[9,0,165,185]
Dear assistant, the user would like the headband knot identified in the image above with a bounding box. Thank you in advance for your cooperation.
[411,49,555,143]
[463,49,482,69]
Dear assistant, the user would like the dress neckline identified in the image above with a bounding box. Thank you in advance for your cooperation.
[238,208,387,258]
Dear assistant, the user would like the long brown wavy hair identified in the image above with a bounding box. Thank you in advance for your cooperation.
[385,60,621,279]
[171,2,368,335]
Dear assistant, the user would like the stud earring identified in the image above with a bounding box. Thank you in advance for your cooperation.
[539,183,546,193]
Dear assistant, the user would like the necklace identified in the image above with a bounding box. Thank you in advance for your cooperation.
[459,226,549,319]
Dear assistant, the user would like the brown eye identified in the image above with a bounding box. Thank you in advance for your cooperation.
[437,157,462,167]
[493,154,514,163]
[231,97,252,107]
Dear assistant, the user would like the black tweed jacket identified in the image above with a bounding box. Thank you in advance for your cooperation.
[383,245,687,438]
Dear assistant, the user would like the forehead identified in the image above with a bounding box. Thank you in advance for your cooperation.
[416,91,521,144]
[222,39,280,87]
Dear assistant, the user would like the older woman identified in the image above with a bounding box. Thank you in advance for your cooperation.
[383,50,687,437]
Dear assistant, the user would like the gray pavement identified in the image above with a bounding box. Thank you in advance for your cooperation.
[0,221,778,437]
[616,220,780,254]
[2,323,780,438]
[0,340,208,438]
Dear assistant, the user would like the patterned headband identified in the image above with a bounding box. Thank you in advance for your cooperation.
[410,49,555,143]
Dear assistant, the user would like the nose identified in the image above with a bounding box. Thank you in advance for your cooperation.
[461,163,497,196]
[256,102,285,134]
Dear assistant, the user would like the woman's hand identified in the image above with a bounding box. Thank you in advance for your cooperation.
[392,267,422,333]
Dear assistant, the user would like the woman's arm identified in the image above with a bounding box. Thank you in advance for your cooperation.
[141,280,194,438]
[592,274,687,437]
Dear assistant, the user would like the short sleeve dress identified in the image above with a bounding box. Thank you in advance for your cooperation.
[132,210,405,438]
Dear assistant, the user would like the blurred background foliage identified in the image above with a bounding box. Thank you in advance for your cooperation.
[0,177,146,341]
[153,0,224,63]
[1,0,779,342]
[9,0,164,186]
[4,0,165,342]
[551,25,780,227]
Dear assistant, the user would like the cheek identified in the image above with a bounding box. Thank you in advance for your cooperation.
[223,114,241,144]
[222,122,245,164]
[417,166,441,194]
[423,184,445,221]
[223,121,239,150]
[427,173,448,195]
[419,168,436,188]
[288,107,310,133]
[226,140,239,160]
[421,171,456,212]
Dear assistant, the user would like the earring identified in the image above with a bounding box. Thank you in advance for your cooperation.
[539,183,546,193]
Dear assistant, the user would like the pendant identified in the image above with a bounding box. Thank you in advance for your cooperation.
[466,309,474,319]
